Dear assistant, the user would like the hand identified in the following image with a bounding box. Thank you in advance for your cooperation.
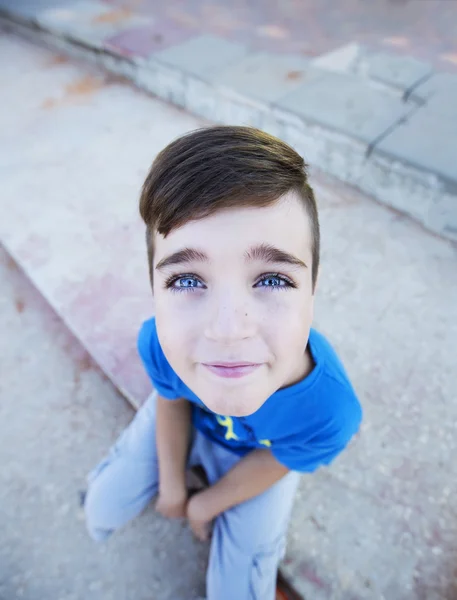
[156,483,188,519]
[186,491,214,542]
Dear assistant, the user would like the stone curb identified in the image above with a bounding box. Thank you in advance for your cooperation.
[0,5,455,244]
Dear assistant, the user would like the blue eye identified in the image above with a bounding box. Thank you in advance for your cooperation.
[166,274,205,294]
[256,274,292,289]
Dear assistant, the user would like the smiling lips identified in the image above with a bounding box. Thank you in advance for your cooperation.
[202,362,262,379]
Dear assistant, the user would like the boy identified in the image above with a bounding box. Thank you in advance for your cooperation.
[84,126,362,600]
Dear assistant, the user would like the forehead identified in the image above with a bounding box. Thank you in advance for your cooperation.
[153,193,312,263]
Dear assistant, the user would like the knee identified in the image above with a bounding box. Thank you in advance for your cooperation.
[83,478,116,542]
[86,523,113,543]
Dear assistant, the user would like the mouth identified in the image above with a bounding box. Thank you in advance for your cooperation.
[201,362,263,379]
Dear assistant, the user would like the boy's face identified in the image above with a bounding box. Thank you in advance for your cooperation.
[152,192,316,417]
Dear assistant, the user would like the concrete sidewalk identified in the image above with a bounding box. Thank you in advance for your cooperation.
[1,32,457,600]
[0,0,456,242]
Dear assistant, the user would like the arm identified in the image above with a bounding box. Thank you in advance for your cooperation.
[155,394,191,518]
[187,448,289,539]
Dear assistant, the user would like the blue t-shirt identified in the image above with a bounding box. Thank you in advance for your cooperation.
[138,318,362,473]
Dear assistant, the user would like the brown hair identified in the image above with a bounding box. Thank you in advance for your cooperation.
[139,126,320,290]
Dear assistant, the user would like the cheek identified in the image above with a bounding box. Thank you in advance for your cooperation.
[263,292,313,344]
[264,289,312,320]
[155,289,204,323]
[155,304,199,368]
[156,311,185,359]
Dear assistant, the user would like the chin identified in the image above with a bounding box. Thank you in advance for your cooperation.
[203,393,267,417]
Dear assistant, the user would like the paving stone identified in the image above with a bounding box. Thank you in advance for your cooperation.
[277,72,414,145]
[38,0,150,46]
[423,90,457,119]
[411,72,457,99]
[311,42,363,74]
[410,72,457,117]
[212,51,324,104]
[360,52,432,92]
[105,20,194,58]
[373,108,457,188]
[312,42,432,93]
[155,34,249,79]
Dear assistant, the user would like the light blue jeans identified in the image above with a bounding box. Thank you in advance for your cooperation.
[84,392,301,600]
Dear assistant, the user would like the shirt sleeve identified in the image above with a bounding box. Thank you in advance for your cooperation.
[137,319,180,400]
[271,396,362,472]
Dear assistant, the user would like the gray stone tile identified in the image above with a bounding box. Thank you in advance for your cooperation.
[311,42,363,74]
[411,72,457,99]
[277,72,414,145]
[312,43,432,92]
[424,90,457,119]
[361,52,432,92]
[155,34,248,79]
[212,52,324,104]
[410,72,457,117]
[373,108,457,187]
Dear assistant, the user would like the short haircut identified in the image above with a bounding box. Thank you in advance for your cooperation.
[139,126,320,290]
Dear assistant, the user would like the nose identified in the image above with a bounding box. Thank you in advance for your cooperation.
[204,288,256,343]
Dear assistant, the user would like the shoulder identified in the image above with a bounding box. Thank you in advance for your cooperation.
[137,317,179,397]
[269,332,362,471]
[137,317,161,365]
[269,328,362,441]
[313,377,362,447]
[309,328,352,386]
[307,328,362,441]
[137,317,171,370]
[137,317,157,352]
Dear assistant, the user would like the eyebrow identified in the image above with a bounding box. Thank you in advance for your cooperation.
[155,248,208,271]
[155,243,307,271]
[247,244,307,269]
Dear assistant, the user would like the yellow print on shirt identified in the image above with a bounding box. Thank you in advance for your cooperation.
[216,415,239,441]
[215,415,272,447]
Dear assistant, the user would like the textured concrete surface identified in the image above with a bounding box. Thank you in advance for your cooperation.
[38,0,150,46]
[155,34,249,79]
[0,0,455,241]
[311,42,433,93]
[102,0,457,71]
[2,0,456,69]
[410,72,457,115]
[0,32,206,406]
[0,247,208,600]
[1,33,457,600]
[374,108,457,192]
[213,52,317,104]
[276,71,414,145]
